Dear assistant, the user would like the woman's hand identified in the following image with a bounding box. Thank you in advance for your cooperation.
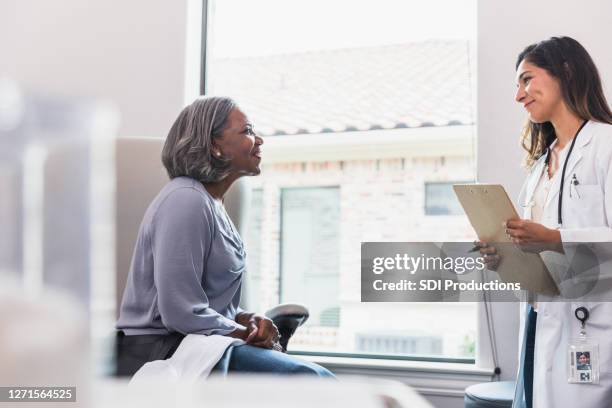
[474,241,500,271]
[235,312,280,349]
[248,315,280,349]
[504,219,562,253]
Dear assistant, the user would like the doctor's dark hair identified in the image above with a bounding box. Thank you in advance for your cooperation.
[162,96,236,183]
[516,36,612,168]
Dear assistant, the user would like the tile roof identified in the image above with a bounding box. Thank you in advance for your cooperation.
[208,40,474,136]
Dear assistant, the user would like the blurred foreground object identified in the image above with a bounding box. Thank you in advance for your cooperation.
[0,77,119,299]
[94,376,433,408]
[0,78,120,374]
[0,278,89,408]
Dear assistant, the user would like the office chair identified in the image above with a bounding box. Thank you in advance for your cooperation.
[115,137,308,353]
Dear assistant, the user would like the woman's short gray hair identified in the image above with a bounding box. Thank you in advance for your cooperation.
[162,96,236,183]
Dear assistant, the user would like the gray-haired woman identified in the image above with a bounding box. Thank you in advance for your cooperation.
[116,96,333,377]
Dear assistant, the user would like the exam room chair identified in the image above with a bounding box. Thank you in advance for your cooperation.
[464,381,514,408]
[114,137,308,354]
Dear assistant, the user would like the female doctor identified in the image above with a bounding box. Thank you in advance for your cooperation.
[478,37,612,407]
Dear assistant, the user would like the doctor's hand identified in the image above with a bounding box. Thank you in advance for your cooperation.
[503,219,562,253]
[474,241,500,271]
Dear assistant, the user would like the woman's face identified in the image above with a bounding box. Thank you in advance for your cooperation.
[215,108,264,177]
[579,354,589,365]
[515,60,565,123]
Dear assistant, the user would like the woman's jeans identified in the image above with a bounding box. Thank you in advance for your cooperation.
[220,344,335,377]
[115,332,334,378]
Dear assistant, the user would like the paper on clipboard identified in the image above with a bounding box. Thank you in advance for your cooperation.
[453,184,559,296]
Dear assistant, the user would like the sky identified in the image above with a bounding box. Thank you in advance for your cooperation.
[208,0,477,58]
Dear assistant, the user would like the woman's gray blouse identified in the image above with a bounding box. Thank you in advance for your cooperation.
[116,176,246,336]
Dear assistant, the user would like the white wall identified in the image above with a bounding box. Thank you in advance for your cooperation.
[3,0,612,405]
[477,0,612,384]
[478,0,612,198]
[0,0,189,138]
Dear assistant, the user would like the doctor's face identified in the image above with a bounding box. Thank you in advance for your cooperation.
[515,60,565,123]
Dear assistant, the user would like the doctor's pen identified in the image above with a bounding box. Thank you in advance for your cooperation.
[469,241,489,253]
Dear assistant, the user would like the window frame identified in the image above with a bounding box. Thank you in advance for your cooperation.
[424,180,473,216]
[199,0,209,95]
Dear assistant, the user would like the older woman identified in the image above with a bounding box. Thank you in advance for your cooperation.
[116,96,333,378]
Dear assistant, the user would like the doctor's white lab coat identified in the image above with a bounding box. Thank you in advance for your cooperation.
[512,120,612,408]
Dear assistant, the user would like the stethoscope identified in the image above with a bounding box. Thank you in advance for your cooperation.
[543,120,588,226]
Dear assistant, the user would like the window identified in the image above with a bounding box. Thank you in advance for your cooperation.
[244,188,263,310]
[205,0,477,361]
[280,187,340,321]
[425,182,471,215]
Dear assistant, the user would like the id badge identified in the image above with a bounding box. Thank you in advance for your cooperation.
[567,339,599,384]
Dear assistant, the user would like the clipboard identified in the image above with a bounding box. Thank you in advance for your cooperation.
[453,184,559,296]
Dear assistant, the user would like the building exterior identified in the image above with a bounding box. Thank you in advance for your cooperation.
[209,40,478,358]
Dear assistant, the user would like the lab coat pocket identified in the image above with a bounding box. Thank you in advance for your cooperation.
[567,184,605,227]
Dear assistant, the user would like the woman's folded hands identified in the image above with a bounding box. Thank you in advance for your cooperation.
[234,312,280,349]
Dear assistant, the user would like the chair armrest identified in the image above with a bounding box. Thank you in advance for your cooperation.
[264,303,309,323]
[264,303,309,352]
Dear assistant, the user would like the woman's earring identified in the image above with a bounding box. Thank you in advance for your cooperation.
[216,151,222,157]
